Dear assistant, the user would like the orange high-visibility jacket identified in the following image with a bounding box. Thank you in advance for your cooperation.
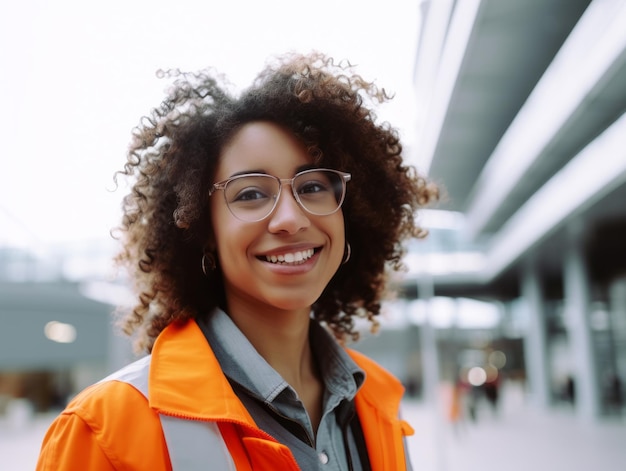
[37,320,414,470]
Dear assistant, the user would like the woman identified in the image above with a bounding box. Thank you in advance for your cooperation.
[37,52,438,470]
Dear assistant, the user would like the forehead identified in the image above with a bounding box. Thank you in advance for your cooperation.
[216,121,311,179]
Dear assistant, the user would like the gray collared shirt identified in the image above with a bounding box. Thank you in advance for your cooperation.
[197,308,366,471]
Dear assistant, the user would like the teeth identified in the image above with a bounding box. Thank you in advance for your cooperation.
[265,249,315,264]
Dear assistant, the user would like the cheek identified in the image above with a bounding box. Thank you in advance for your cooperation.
[211,201,238,255]
[210,203,260,271]
[214,226,251,286]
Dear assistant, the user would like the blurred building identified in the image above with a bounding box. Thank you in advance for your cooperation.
[404,0,626,421]
[0,243,134,416]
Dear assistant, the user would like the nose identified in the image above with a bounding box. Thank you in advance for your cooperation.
[267,185,311,234]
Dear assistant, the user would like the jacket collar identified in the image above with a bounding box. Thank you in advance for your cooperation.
[347,348,404,418]
[147,318,405,424]
[148,319,256,424]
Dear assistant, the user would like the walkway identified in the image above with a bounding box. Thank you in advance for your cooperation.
[403,383,626,471]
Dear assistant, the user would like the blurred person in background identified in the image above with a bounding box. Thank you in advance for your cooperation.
[562,374,576,406]
[447,379,467,435]
[484,376,500,416]
[604,373,623,414]
[36,52,438,470]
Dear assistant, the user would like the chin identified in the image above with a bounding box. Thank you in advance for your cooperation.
[265,292,322,312]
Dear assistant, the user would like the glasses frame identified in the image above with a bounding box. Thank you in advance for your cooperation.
[209,168,352,222]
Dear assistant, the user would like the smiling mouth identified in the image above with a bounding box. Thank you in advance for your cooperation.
[262,248,317,265]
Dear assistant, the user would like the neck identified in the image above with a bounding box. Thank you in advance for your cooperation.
[225,301,316,385]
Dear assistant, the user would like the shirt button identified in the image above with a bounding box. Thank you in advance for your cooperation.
[318,451,329,464]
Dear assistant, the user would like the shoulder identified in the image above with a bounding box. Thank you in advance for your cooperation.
[64,376,163,445]
[66,376,152,420]
[38,377,168,471]
[66,354,163,437]
[64,355,153,419]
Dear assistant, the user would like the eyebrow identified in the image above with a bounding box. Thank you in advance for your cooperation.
[229,169,264,177]
[227,164,318,179]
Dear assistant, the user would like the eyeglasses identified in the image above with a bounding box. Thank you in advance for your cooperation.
[209,168,351,222]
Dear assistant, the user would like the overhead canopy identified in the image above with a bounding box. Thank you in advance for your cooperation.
[410,0,626,297]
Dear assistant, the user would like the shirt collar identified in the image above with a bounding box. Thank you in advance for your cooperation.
[199,308,288,402]
[198,308,364,403]
[309,320,365,398]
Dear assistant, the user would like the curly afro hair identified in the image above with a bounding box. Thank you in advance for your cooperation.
[113,52,438,353]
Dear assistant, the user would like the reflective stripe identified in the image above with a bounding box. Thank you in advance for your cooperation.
[103,355,236,471]
[160,416,236,471]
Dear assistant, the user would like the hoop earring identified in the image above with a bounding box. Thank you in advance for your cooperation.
[342,242,351,265]
[201,253,216,276]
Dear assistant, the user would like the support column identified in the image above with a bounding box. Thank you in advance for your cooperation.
[563,223,601,420]
[521,260,551,409]
[417,274,448,471]
[608,276,626,394]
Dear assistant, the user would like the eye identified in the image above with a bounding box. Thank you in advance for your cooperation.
[297,180,331,195]
[232,187,271,202]
[225,175,277,205]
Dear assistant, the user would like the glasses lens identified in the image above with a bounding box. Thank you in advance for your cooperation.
[223,175,279,221]
[293,170,346,215]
